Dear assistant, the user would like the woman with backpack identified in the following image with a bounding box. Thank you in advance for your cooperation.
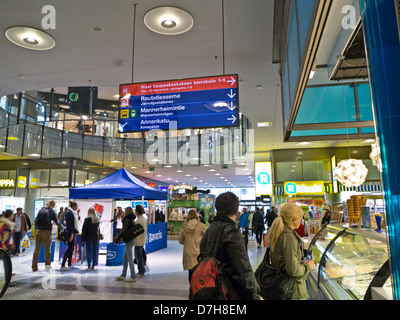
[81,207,100,271]
[179,209,207,284]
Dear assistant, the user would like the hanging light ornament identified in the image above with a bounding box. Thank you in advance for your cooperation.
[369,143,383,172]
[334,159,368,188]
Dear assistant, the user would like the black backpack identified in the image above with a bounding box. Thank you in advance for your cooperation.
[190,225,232,300]
[58,228,69,243]
[35,207,51,230]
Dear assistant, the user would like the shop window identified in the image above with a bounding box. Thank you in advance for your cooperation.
[303,160,330,181]
[0,171,8,179]
[295,85,357,124]
[50,168,70,187]
[75,170,88,187]
[30,169,49,187]
[276,162,302,182]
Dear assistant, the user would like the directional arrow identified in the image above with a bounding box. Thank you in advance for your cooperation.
[228,102,236,111]
[227,76,236,86]
[227,89,236,99]
[228,115,237,124]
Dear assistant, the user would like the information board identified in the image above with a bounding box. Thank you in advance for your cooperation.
[118,74,239,132]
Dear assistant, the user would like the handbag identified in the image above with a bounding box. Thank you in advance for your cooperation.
[254,247,295,300]
[97,226,104,240]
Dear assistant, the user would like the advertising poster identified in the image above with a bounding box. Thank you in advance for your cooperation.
[75,199,113,251]
[146,222,167,254]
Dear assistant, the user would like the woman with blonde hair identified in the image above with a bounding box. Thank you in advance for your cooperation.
[81,207,100,271]
[179,209,207,286]
[266,203,315,300]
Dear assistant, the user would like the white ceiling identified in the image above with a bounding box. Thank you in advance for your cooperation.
[0,0,372,188]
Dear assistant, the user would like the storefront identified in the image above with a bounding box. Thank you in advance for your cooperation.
[167,183,215,235]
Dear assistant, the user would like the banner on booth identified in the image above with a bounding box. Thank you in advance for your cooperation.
[145,222,167,254]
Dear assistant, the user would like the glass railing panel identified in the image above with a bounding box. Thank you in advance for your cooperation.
[62,131,83,159]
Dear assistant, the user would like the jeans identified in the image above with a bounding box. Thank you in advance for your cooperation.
[134,245,146,274]
[32,229,52,270]
[85,240,98,268]
[255,227,263,245]
[13,231,23,254]
[121,239,136,279]
[62,233,76,267]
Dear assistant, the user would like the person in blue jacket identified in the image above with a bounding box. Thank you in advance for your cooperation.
[240,207,250,249]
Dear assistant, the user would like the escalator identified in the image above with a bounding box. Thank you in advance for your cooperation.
[0,249,12,299]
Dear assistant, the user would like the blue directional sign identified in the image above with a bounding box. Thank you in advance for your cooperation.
[118,74,239,132]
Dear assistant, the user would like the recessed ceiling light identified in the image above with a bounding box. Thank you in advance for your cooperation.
[91,26,103,32]
[257,122,272,127]
[175,170,184,173]
[144,6,194,35]
[5,26,55,50]
[296,142,313,146]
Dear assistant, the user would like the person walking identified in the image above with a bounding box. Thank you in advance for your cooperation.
[115,207,137,282]
[12,207,28,255]
[81,207,100,271]
[0,210,15,253]
[179,209,207,285]
[31,200,60,271]
[60,201,80,271]
[239,207,250,249]
[252,207,265,248]
[266,203,315,300]
[199,192,260,300]
[134,205,147,277]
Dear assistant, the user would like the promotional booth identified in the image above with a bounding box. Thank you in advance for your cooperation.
[68,168,168,265]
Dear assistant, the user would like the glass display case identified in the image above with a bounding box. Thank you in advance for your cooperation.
[307,223,392,300]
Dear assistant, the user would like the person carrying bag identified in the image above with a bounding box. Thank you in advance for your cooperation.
[255,203,315,300]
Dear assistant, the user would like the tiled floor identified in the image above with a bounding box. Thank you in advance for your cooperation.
[3,237,267,300]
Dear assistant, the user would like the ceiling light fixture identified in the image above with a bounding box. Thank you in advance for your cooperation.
[144,6,194,35]
[5,26,55,50]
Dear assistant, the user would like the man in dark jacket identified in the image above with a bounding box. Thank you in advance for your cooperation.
[199,192,260,300]
[252,207,265,248]
[31,200,59,271]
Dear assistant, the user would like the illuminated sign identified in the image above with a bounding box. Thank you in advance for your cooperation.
[331,156,338,193]
[118,74,239,132]
[255,162,273,195]
[173,184,194,191]
[17,176,27,188]
[0,179,15,188]
[30,178,39,188]
[284,181,325,196]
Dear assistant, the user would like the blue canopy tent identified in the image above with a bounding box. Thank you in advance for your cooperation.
[69,168,167,200]
[69,168,168,255]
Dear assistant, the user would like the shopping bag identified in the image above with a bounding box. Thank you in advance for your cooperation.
[263,233,268,247]
[22,234,30,249]
[81,245,86,265]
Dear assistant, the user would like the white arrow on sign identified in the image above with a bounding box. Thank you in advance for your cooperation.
[227,89,236,99]
[228,102,236,111]
[228,115,237,124]
[227,77,236,86]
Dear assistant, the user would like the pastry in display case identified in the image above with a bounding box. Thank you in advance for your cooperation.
[307,223,392,300]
